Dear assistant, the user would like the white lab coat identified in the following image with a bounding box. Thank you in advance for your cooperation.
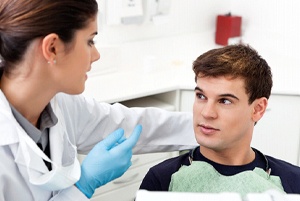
[0,91,197,201]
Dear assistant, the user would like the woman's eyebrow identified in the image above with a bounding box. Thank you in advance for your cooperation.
[90,31,98,36]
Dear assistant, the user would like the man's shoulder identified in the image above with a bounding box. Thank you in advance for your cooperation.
[266,155,300,193]
[150,152,190,175]
[140,151,191,191]
[267,155,300,173]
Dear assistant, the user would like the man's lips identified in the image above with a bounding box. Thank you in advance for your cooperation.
[199,124,220,135]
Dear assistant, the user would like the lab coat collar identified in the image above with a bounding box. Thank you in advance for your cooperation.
[15,97,77,176]
[0,91,76,175]
[0,90,20,145]
[49,96,77,167]
[0,90,49,173]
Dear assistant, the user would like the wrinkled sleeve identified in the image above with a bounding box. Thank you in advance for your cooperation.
[55,93,198,155]
[50,186,89,201]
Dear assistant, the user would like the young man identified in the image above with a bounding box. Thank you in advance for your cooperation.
[139,44,300,196]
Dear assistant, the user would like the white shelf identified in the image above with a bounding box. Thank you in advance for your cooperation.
[120,96,175,111]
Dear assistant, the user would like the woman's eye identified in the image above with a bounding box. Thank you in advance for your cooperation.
[88,39,95,46]
[220,98,232,105]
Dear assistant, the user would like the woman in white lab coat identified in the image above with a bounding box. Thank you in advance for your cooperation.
[0,0,196,200]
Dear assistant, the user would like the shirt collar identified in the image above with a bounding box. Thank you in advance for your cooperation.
[10,103,58,149]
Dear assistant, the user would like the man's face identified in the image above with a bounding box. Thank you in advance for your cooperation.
[193,75,257,154]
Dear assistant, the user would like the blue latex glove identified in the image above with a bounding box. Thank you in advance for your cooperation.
[76,125,142,198]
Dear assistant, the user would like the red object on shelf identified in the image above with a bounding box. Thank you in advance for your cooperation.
[215,14,242,46]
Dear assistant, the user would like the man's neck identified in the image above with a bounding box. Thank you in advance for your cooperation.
[199,146,256,166]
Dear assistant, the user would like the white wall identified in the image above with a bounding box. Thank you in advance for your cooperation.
[96,0,230,45]
[92,0,230,75]
[231,0,300,93]
[96,0,299,57]
[231,0,299,58]
[94,0,300,92]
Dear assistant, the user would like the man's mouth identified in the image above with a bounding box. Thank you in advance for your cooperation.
[199,124,219,135]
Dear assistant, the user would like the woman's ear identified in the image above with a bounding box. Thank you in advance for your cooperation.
[252,97,268,122]
[41,33,59,64]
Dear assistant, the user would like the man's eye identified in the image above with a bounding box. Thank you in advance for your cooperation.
[220,98,232,105]
[196,93,206,100]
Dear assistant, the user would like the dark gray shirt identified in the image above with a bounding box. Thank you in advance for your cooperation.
[10,103,58,170]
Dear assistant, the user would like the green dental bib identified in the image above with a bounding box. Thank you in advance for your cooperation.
[169,161,285,197]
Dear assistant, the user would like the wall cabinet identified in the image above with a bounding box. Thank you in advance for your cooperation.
[251,94,300,165]
[179,90,195,112]
[179,90,300,166]
[90,152,177,201]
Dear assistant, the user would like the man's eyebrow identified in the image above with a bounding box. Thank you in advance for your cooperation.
[219,93,239,100]
[194,86,239,100]
[194,86,202,91]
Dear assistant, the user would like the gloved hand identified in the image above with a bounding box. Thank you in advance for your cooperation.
[76,125,142,198]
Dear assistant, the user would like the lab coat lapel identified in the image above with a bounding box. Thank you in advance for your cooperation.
[13,121,50,173]
[0,91,19,145]
[14,138,49,174]
[0,90,49,174]
[50,97,77,167]
[49,113,65,166]
[13,116,50,174]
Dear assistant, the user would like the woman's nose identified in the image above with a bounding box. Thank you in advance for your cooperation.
[92,47,100,62]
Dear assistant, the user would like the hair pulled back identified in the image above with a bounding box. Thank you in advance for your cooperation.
[0,0,98,70]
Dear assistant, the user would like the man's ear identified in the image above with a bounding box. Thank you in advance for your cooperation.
[252,97,268,122]
[41,33,59,64]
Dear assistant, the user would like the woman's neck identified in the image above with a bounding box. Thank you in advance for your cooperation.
[1,71,55,127]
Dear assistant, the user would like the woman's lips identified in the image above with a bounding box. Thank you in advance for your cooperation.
[199,124,219,135]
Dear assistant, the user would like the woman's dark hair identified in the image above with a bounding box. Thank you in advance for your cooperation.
[193,44,273,104]
[0,0,98,71]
